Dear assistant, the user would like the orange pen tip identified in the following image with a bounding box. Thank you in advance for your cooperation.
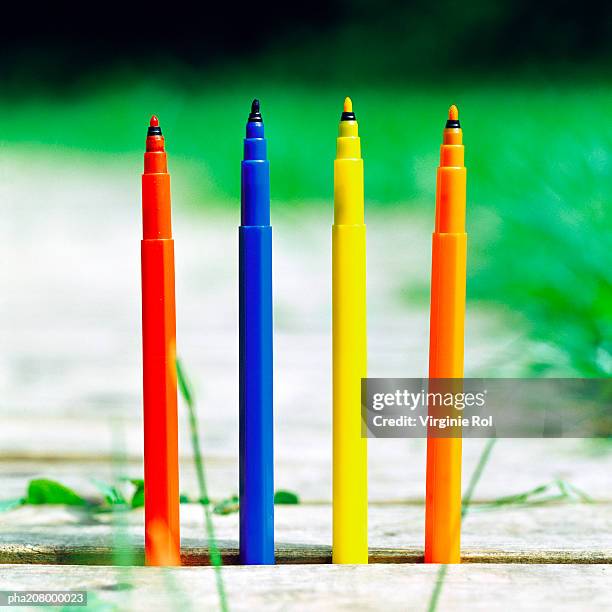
[343,97,353,113]
[448,105,459,121]
[150,115,160,127]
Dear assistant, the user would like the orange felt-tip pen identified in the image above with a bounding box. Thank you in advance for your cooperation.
[424,105,467,564]
[141,115,181,566]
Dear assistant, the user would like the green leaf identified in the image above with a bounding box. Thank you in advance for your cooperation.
[129,479,145,509]
[26,479,86,506]
[274,490,299,505]
[91,479,128,507]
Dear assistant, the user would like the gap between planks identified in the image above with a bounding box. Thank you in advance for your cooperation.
[1,544,611,566]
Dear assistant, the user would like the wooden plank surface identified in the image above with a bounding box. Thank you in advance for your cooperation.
[1,504,610,565]
[1,563,610,612]
[1,437,610,503]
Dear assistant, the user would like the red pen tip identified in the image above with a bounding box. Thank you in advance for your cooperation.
[150,115,160,127]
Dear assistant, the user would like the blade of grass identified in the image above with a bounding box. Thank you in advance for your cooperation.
[111,422,192,609]
[427,564,448,612]
[560,479,594,503]
[476,483,552,510]
[461,439,498,519]
[427,438,497,612]
[176,358,229,612]
[473,479,594,512]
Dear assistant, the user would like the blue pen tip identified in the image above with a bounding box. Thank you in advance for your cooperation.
[248,99,263,123]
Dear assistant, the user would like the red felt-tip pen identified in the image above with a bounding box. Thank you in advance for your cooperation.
[141,115,181,566]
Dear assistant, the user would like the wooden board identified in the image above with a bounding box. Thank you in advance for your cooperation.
[1,437,610,503]
[1,563,610,612]
[1,504,610,565]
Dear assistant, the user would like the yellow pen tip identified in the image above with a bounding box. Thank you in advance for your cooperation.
[344,97,353,113]
[448,105,459,120]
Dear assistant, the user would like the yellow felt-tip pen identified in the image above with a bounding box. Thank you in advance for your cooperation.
[332,97,368,564]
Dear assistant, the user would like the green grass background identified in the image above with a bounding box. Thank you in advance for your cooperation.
[1,76,610,376]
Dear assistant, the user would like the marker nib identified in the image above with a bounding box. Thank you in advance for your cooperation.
[448,105,459,121]
[344,97,353,113]
[147,115,162,137]
[248,99,263,122]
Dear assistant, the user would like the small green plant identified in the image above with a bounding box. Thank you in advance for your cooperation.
[0,477,146,514]
[128,479,145,509]
[26,479,86,506]
[274,490,299,505]
[91,479,128,508]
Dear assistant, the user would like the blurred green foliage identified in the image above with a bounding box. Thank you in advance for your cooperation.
[0,76,609,376]
[463,85,611,376]
[26,479,86,506]
[1,78,609,205]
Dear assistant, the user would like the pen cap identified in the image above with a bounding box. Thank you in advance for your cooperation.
[441,125,464,167]
[145,118,167,172]
[436,132,465,233]
[440,143,464,167]
[242,111,269,225]
[144,150,168,174]
[244,137,267,160]
[336,120,361,159]
[441,106,463,166]
[244,121,267,159]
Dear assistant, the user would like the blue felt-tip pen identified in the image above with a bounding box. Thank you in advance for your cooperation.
[239,99,274,565]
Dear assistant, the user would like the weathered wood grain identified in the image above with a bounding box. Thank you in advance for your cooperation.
[0,563,610,612]
[1,437,609,503]
[1,504,610,565]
